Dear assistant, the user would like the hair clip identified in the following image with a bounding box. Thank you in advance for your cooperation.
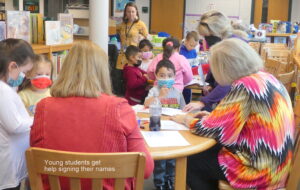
[166,41,173,47]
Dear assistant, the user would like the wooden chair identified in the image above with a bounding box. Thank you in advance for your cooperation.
[249,42,261,54]
[219,129,300,190]
[260,43,287,61]
[278,70,295,94]
[267,49,291,64]
[264,58,286,77]
[26,147,146,190]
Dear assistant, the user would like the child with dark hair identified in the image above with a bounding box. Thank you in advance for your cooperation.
[144,59,185,190]
[138,39,153,71]
[147,37,193,92]
[123,45,148,105]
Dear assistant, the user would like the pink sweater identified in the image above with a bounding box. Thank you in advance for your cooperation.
[147,52,193,91]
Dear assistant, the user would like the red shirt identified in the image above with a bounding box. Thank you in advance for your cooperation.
[123,65,148,105]
[30,94,154,190]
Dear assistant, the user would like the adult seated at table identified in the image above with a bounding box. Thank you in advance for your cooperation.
[30,41,154,190]
[172,38,295,190]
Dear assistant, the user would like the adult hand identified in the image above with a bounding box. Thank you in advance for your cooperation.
[159,87,169,98]
[183,101,205,112]
[171,114,195,127]
[192,111,210,119]
[203,85,212,96]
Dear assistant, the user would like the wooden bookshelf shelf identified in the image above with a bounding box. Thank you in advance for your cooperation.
[266,33,294,37]
[32,43,74,57]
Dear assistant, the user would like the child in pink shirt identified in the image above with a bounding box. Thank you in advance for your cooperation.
[147,37,193,92]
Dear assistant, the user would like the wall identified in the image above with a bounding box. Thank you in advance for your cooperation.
[291,0,300,22]
[185,0,252,24]
[135,0,150,29]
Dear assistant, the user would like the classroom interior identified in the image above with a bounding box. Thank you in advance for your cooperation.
[0,0,300,190]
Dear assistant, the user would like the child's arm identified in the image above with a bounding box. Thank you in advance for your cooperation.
[147,55,160,80]
[124,69,148,89]
[144,87,169,107]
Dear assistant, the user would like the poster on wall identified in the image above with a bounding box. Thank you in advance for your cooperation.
[113,0,135,17]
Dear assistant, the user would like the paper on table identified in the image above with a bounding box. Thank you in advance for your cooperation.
[141,131,190,147]
[131,104,149,114]
[161,107,186,116]
[185,76,209,87]
[161,120,189,130]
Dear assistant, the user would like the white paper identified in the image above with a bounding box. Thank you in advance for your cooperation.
[161,120,189,130]
[141,131,190,147]
[161,108,185,116]
[131,105,149,114]
[185,76,209,87]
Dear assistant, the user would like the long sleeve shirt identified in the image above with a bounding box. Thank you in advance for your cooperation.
[30,94,154,190]
[147,52,193,92]
[190,71,295,190]
[123,65,148,105]
[0,81,33,189]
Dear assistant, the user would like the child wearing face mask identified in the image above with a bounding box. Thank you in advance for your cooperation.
[18,54,52,116]
[145,59,185,109]
[144,59,185,190]
[138,39,154,72]
[147,37,193,92]
[123,45,148,105]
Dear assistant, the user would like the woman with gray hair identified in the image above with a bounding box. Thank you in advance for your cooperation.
[173,38,295,190]
[184,10,233,112]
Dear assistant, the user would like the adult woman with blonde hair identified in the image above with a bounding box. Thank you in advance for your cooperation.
[30,41,154,190]
[173,38,295,190]
[184,10,232,112]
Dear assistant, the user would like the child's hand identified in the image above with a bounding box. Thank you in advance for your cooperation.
[143,74,148,80]
[159,87,169,98]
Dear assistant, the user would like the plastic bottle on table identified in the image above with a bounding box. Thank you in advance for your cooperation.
[149,93,162,131]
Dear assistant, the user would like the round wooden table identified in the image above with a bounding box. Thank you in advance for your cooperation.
[138,113,216,190]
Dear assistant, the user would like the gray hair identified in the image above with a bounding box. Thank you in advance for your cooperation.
[198,10,233,39]
[209,38,264,85]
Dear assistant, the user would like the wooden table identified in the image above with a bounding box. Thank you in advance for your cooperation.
[138,113,216,190]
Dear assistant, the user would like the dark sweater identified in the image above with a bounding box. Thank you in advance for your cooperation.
[123,65,148,105]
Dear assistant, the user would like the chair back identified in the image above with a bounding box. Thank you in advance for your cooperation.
[26,148,146,190]
[265,58,286,77]
[286,127,300,190]
[267,49,291,64]
[278,70,295,94]
[249,42,261,54]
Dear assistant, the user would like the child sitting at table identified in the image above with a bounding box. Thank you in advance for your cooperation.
[144,59,185,109]
[18,54,52,116]
[139,39,154,72]
[123,45,148,105]
[144,59,185,190]
[179,31,200,104]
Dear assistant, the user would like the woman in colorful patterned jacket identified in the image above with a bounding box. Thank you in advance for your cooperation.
[172,38,295,190]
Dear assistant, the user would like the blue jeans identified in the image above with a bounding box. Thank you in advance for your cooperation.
[153,159,175,187]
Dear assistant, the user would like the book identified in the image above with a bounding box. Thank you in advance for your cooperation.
[45,21,61,45]
[58,13,73,44]
[0,21,6,41]
[37,13,44,44]
[6,11,30,42]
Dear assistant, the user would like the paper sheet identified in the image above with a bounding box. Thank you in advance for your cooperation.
[140,119,188,131]
[161,108,186,116]
[131,105,149,114]
[141,131,190,147]
[161,120,189,130]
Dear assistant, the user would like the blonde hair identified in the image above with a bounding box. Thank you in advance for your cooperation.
[209,38,263,85]
[198,10,232,39]
[19,54,52,91]
[51,41,112,97]
[185,31,199,42]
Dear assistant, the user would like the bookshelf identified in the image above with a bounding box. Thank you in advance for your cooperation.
[32,43,73,58]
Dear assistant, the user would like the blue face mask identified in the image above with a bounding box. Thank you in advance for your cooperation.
[7,72,25,87]
[157,79,175,88]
